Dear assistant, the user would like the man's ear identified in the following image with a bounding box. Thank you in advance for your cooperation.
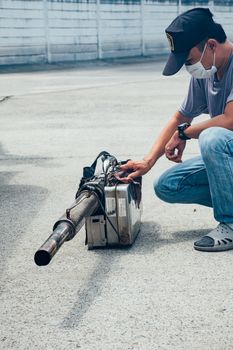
[207,39,217,50]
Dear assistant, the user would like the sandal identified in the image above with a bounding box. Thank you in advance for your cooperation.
[194,223,233,252]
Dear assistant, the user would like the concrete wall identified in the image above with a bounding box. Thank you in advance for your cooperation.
[0,0,233,65]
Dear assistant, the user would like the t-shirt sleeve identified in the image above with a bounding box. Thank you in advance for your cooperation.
[179,77,208,118]
[226,86,233,104]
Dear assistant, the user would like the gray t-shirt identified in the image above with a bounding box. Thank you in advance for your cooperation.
[179,52,233,118]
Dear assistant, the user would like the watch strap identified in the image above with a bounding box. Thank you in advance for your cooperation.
[177,123,191,140]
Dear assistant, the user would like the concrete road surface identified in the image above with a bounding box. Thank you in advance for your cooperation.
[0,58,232,350]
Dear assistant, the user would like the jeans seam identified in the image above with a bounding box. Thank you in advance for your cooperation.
[177,167,207,192]
[219,139,233,180]
[224,138,233,154]
[204,145,233,169]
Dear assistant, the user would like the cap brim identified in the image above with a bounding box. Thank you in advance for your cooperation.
[162,51,189,76]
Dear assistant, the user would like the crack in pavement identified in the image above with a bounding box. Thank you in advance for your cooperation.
[0,96,12,103]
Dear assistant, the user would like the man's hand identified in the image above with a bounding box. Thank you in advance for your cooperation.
[117,159,152,183]
[165,131,186,163]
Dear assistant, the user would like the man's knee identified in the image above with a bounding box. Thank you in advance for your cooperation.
[153,176,164,200]
[199,127,233,156]
[153,172,177,203]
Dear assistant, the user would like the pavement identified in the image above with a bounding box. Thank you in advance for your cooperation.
[0,57,232,350]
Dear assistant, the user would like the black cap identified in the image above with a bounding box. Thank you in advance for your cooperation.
[163,8,216,76]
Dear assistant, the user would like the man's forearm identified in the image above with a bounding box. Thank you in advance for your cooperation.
[184,113,233,139]
[143,111,193,167]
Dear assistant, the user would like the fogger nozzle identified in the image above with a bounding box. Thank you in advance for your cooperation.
[34,191,99,266]
[34,250,51,266]
[34,222,72,266]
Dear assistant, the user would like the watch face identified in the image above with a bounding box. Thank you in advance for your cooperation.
[179,123,189,130]
[177,123,190,140]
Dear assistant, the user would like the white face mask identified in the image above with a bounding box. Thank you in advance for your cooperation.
[185,44,217,79]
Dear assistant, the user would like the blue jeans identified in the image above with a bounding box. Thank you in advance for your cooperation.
[154,127,233,223]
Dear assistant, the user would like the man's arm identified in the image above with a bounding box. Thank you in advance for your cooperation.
[184,101,233,139]
[119,111,193,181]
[165,101,233,162]
[143,110,193,167]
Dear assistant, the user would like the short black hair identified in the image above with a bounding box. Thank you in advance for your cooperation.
[197,22,227,51]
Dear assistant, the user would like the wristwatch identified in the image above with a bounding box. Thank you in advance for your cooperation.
[177,123,191,140]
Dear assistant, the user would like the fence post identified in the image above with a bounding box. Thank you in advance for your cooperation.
[208,0,214,12]
[140,0,145,56]
[43,0,51,63]
[96,0,102,59]
[177,0,182,15]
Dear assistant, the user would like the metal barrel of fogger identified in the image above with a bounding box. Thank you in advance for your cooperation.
[34,190,99,266]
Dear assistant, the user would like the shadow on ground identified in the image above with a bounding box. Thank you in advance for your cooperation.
[60,220,208,329]
[0,143,55,168]
[0,145,50,278]
[133,221,210,253]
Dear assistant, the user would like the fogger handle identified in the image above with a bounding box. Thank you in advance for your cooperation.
[34,191,99,266]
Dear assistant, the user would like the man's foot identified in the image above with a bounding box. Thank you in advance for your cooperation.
[194,223,233,252]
